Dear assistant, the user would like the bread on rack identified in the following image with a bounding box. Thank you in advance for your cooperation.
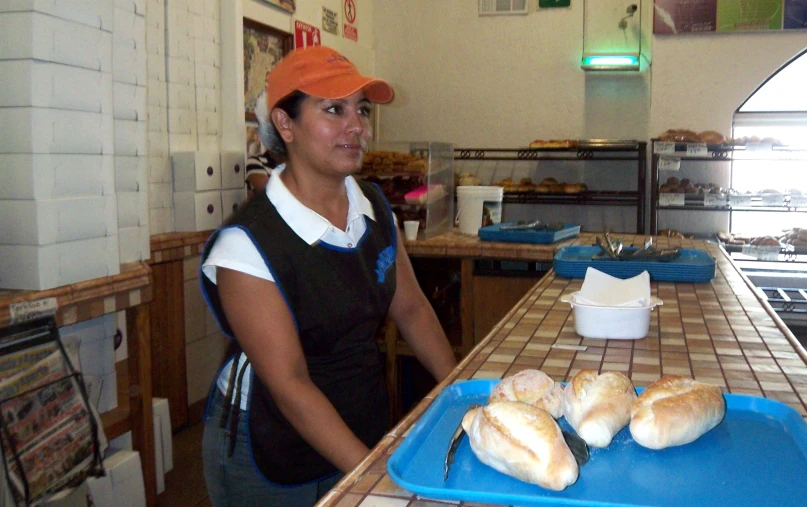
[698,130,726,144]
[489,369,564,419]
[562,370,637,448]
[530,139,578,149]
[658,129,699,143]
[630,375,725,450]
[563,183,587,194]
[462,402,579,491]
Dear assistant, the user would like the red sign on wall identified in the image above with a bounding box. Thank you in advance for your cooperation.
[294,20,321,49]
[344,0,357,23]
[343,23,358,42]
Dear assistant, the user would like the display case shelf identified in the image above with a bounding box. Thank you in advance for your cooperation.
[651,138,807,235]
[454,142,647,233]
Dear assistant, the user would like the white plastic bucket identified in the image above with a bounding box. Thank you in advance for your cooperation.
[456,186,503,236]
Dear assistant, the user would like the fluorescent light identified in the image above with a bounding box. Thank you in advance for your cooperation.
[581,54,640,71]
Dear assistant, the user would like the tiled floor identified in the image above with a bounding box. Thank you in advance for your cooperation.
[158,422,211,507]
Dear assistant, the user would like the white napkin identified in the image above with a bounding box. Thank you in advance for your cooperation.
[575,268,651,307]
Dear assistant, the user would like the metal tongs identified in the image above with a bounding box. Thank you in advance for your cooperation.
[499,220,565,232]
[443,404,590,481]
[593,235,681,262]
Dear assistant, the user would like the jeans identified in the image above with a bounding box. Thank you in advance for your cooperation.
[202,388,343,507]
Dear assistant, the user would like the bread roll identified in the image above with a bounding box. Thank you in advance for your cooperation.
[489,369,563,418]
[563,370,637,448]
[698,130,726,144]
[541,177,558,186]
[462,402,578,491]
[630,376,725,450]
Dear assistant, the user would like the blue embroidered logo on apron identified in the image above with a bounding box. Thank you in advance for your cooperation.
[374,246,395,283]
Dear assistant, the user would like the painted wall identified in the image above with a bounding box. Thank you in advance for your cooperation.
[371,1,807,234]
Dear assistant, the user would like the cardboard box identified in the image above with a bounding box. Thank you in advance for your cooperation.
[103,449,146,507]
[197,110,220,136]
[113,82,146,121]
[113,119,147,156]
[112,44,147,86]
[113,7,145,51]
[0,195,117,246]
[117,191,148,228]
[0,0,113,30]
[114,0,145,16]
[220,152,245,189]
[0,154,114,200]
[173,190,222,232]
[0,235,120,290]
[118,225,150,263]
[165,57,193,85]
[0,12,112,72]
[86,473,114,507]
[115,155,147,193]
[0,60,113,113]
[172,152,221,192]
[152,397,173,472]
[0,108,114,155]
[221,188,246,222]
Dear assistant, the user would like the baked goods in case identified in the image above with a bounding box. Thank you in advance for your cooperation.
[530,139,578,149]
[489,369,563,419]
[563,370,637,448]
[461,402,579,491]
[630,375,725,450]
[698,130,726,144]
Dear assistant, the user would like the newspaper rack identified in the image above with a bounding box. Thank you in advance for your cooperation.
[0,318,104,506]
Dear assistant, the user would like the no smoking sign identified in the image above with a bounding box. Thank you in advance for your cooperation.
[344,0,357,24]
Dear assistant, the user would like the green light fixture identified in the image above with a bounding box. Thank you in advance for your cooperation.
[581,54,640,71]
[581,1,645,72]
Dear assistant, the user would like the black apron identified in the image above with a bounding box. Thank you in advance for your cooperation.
[201,180,395,485]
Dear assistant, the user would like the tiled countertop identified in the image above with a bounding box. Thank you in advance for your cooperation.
[317,236,807,507]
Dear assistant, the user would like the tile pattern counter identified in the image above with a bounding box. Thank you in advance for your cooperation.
[317,236,807,507]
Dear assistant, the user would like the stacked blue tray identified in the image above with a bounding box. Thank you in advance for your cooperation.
[553,246,715,282]
[478,223,581,244]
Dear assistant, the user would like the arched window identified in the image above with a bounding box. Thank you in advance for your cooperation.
[730,47,807,235]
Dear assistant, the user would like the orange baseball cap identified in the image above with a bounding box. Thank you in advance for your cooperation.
[266,46,394,110]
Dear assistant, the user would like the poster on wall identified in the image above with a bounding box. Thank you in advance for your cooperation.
[653,0,717,34]
[243,19,292,121]
[260,0,295,14]
[785,0,807,28]
[654,0,805,33]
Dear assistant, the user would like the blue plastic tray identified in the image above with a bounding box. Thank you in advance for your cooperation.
[478,223,581,244]
[387,379,807,507]
[553,246,716,282]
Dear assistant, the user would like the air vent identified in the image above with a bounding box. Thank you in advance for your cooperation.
[479,0,529,16]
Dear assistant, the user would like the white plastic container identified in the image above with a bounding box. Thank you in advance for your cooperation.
[456,185,503,236]
[560,292,663,340]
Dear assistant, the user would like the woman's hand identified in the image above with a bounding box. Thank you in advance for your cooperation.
[216,267,371,473]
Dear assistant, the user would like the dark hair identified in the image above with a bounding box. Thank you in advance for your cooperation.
[264,91,307,156]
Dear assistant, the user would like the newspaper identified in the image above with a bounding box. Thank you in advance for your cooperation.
[0,349,100,505]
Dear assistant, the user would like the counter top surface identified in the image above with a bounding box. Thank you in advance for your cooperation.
[317,236,807,507]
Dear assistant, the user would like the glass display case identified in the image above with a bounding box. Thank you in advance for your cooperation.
[359,141,454,239]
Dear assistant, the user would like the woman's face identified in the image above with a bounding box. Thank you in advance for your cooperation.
[287,90,373,177]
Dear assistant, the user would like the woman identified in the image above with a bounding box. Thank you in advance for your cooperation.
[199,45,457,507]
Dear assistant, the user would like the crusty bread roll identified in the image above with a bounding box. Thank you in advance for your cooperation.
[698,130,726,144]
[462,402,578,491]
[541,177,558,186]
[489,369,563,418]
[534,184,550,194]
[563,370,637,448]
[630,376,725,450]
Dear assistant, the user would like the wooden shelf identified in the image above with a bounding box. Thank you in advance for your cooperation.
[0,263,157,506]
[100,361,131,440]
